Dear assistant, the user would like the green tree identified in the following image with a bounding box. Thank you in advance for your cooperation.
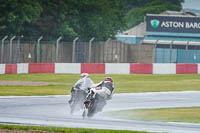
[0,0,42,37]
[124,0,184,29]
[0,0,126,41]
[29,0,77,40]
[66,0,126,40]
[0,0,184,40]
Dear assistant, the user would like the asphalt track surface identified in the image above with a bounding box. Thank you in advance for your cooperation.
[0,91,200,133]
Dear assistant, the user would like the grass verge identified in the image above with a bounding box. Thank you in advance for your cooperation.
[0,85,71,96]
[0,74,200,95]
[104,107,200,124]
[0,124,149,133]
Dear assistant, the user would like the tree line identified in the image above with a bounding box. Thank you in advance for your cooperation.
[0,0,184,41]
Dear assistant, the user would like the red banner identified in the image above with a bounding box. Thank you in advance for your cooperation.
[81,63,105,74]
[29,63,55,73]
[5,64,17,74]
[130,64,153,74]
[176,64,197,74]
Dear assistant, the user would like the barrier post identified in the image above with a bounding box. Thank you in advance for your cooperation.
[37,36,43,63]
[170,40,173,63]
[56,36,62,62]
[185,41,189,63]
[72,37,79,63]
[104,38,111,63]
[88,37,95,63]
[1,35,8,64]
[138,40,142,63]
[154,40,159,63]
[15,35,24,63]
[9,36,16,64]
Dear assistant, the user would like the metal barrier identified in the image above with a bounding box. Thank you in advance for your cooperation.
[1,37,200,64]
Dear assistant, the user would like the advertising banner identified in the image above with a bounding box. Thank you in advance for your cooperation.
[146,15,200,33]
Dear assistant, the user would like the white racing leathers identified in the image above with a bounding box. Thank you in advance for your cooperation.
[74,77,94,92]
[69,77,94,114]
[82,81,114,117]
[91,81,114,100]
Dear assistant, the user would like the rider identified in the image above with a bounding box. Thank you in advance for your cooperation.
[84,77,114,115]
[90,77,115,100]
[68,73,94,104]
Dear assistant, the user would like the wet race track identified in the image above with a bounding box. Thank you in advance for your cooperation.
[0,91,200,133]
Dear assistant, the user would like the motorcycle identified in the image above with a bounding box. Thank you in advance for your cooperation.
[82,89,106,118]
[69,87,87,114]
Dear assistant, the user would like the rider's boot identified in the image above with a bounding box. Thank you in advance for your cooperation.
[68,87,76,104]
[68,99,72,104]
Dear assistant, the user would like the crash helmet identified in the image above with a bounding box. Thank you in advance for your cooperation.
[104,77,113,83]
[80,73,89,78]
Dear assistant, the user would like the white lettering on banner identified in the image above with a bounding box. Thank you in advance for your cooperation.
[148,15,200,33]
[186,22,200,29]
[161,21,184,28]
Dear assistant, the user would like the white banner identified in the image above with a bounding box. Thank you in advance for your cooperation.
[0,64,5,74]
[55,63,80,74]
[153,63,176,74]
[105,63,130,74]
[17,63,28,74]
